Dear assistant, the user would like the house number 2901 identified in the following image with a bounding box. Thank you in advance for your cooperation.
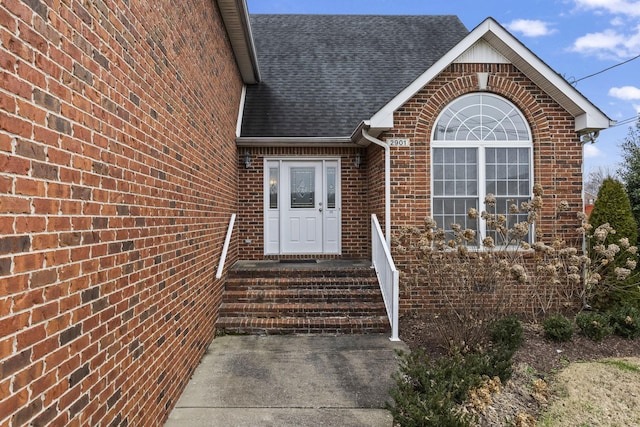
[388,138,410,147]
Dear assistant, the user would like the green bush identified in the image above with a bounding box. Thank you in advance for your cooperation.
[490,316,524,353]
[610,305,640,339]
[588,177,639,310]
[575,312,612,342]
[542,314,574,342]
[387,349,474,427]
[388,321,523,427]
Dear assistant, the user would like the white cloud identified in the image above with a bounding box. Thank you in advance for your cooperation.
[634,104,640,113]
[573,0,640,17]
[583,143,603,158]
[609,86,640,100]
[506,19,556,37]
[571,26,640,58]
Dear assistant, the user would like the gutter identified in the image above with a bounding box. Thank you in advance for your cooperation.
[361,126,392,247]
[236,136,357,147]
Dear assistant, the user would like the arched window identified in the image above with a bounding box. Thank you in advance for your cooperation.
[431,93,533,244]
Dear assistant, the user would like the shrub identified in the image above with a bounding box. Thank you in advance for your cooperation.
[609,305,640,339]
[587,177,640,310]
[542,314,574,342]
[388,321,523,427]
[490,316,524,353]
[388,349,474,427]
[575,311,612,342]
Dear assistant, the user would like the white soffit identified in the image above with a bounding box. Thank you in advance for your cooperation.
[369,18,612,133]
[217,0,260,84]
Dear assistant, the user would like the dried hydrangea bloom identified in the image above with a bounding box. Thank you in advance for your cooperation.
[615,267,631,281]
[626,259,637,269]
[485,193,496,206]
[482,236,495,248]
[468,208,479,219]
[568,273,582,284]
[463,229,476,242]
[509,204,520,214]
[533,183,544,196]
[619,237,630,249]
[424,217,438,229]
[577,211,587,221]
[511,221,529,238]
[628,246,638,255]
[557,200,570,211]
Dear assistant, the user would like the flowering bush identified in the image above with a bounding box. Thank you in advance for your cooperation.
[394,184,640,348]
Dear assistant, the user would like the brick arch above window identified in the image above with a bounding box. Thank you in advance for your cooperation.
[412,72,551,144]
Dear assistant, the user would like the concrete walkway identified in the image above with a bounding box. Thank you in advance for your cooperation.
[165,334,408,427]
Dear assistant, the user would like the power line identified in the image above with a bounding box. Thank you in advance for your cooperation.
[611,115,639,128]
[568,53,640,85]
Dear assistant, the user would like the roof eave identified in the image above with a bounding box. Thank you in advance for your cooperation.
[369,17,613,134]
[217,0,261,84]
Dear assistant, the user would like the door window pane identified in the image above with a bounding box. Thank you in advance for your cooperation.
[269,167,278,209]
[327,167,336,209]
[290,167,315,208]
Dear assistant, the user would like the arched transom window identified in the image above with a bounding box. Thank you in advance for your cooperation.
[431,93,533,244]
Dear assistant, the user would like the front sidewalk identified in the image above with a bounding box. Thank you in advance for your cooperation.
[165,334,407,427]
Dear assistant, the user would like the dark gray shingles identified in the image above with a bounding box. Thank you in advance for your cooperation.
[241,14,468,138]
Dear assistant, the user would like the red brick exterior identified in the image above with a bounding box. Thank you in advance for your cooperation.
[376,64,584,314]
[1,1,242,426]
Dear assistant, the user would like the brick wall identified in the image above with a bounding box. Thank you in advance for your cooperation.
[237,146,369,259]
[0,1,242,426]
[378,64,584,314]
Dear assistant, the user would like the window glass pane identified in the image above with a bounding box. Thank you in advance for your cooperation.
[433,197,479,242]
[486,197,531,245]
[290,167,315,208]
[433,181,444,196]
[434,94,531,141]
[327,167,336,209]
[269,167,278,209]
[434,164,444,180]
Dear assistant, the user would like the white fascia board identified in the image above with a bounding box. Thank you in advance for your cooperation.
[369,18,612,133]
[236,85,247,138]
[217,0,260,84]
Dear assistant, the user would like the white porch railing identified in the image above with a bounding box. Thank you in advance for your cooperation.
[371,214,400,341]
[216,213,236,279]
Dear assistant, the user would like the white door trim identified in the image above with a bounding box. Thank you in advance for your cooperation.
[263,157,341,255]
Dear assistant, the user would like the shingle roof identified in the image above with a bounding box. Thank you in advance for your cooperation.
[240,14,469,138]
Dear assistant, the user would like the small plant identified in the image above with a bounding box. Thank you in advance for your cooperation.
[609,305,640,339]
[490,316,524,353]
[387,349,474,427]
[542,314,574,342]
[575,311,612,342]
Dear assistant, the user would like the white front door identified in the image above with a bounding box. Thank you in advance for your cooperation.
[264,159,340,255]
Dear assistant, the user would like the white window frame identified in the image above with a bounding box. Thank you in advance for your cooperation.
[431,93,534,244]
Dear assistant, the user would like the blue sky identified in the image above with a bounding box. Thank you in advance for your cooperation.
[247,0,640,177]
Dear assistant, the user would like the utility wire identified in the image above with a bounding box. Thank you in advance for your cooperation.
[611,115,639,128]
[568,53,640,85]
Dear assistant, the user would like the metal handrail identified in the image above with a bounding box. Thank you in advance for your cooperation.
[216,214,236,279]
[371,214,400,341]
